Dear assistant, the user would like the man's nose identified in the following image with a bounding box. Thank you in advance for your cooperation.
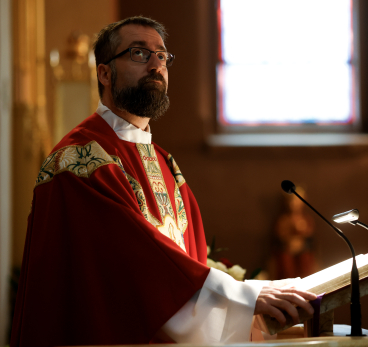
[147,53,166,73]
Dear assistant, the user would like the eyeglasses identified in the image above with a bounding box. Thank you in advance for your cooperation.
[104,47,175,67]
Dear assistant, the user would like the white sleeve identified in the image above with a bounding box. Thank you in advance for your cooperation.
[160,267,267,343]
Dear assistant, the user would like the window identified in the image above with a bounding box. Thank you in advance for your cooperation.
[217,0,358,131]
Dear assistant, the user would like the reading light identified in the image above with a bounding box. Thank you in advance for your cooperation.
[333,208,368,231]
[332,209,359,224]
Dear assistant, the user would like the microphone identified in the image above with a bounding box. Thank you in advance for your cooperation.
[332,209,359,223]
[333,209,368,231]
[281,180,364,336]
[281,180,295,194]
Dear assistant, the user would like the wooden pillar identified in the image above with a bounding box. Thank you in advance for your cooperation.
[12,0,51,267]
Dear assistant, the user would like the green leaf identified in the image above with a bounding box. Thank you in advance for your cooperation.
[210,235,216,252]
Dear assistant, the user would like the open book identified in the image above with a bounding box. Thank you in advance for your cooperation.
[255,254,368,335]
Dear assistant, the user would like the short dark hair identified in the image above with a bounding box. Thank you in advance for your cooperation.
[93,16,168,98]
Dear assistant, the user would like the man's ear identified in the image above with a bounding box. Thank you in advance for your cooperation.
[97,64,111,88]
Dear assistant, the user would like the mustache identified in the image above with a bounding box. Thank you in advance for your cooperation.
[139,72,167,87]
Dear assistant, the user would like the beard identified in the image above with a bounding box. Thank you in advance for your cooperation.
[111,67,170,121]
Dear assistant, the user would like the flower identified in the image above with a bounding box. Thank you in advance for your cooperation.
[206,242,247,280]
[228,265,246,281]
[215,261,229,273]
[219,257,233,268]
[207,258,216,268]
[207,258,228,273]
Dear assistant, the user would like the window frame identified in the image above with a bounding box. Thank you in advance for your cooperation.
[216,0,361,134]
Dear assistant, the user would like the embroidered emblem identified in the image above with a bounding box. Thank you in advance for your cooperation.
[167,154,186,188]
[35,141,115,188]
[136,144,186,251]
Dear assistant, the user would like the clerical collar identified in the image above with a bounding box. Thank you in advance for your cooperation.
[96,100,152,144]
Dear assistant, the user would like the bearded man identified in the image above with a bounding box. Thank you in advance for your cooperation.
[10,16,316,347]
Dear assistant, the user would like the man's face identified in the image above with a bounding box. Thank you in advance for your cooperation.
[110,24,170,120]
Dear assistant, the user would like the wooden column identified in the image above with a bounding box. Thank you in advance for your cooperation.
[12,0,51,267]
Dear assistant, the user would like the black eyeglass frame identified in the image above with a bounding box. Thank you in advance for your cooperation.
[103,47,175,66]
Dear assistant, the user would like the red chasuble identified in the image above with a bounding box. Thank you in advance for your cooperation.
[11,113,210,347]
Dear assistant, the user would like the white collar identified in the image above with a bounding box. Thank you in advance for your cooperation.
[96,100,152,144]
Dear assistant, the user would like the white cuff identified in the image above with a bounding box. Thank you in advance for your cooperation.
[160,268,266,343]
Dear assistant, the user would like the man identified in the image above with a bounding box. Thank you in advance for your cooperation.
[11,16,316,346]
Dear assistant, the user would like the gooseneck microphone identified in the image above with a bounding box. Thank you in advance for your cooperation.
[281,180,364,336]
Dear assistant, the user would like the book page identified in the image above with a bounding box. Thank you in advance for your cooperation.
[282,254,368,291]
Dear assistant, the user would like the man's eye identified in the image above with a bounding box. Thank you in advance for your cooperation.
[157,53,167,61]
[133,49,144,57]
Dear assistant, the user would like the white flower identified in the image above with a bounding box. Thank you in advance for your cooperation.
[207,258,217,268]
[207,246,211,256]
[207,258,229,273]
[228,265,246,281]
[215,261,228,273]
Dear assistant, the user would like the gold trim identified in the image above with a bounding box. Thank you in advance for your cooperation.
[35,141,115,188]
[136,144,176,223]
[125,172,161,228]
[136,144,187,251]
[174,181,188,234]
[167,154,186,188]
[34,141,188,251]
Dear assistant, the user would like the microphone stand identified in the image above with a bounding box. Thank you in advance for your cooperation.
[282,182,364,336]
[350,220,368,231]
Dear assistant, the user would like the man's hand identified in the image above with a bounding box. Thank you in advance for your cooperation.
[254,286,317,326]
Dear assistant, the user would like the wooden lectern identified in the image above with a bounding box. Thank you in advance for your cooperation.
[256,256,368,337]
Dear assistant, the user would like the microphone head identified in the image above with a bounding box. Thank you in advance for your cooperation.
[281,180,296,194]
[332,209,359,223]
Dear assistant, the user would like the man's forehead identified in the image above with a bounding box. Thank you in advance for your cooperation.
[117,24,165,50]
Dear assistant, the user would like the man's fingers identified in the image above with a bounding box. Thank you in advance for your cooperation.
[267,297,300,325]
[254,286,318,326]
[278,288,317,316]
[286,288,318,301]
[265,305,287,326]
[276,292,315,315]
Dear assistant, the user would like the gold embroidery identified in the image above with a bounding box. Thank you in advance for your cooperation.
[174,182,188,234]
[110,155,126,174]
[136,144,186,251]
[125,173,161,228]
[35,141,115,188]
[35,141,188,251]
[136,144,175,222]
[157,215,185,251]
[167,154,186,188]
[111,155,161,228]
